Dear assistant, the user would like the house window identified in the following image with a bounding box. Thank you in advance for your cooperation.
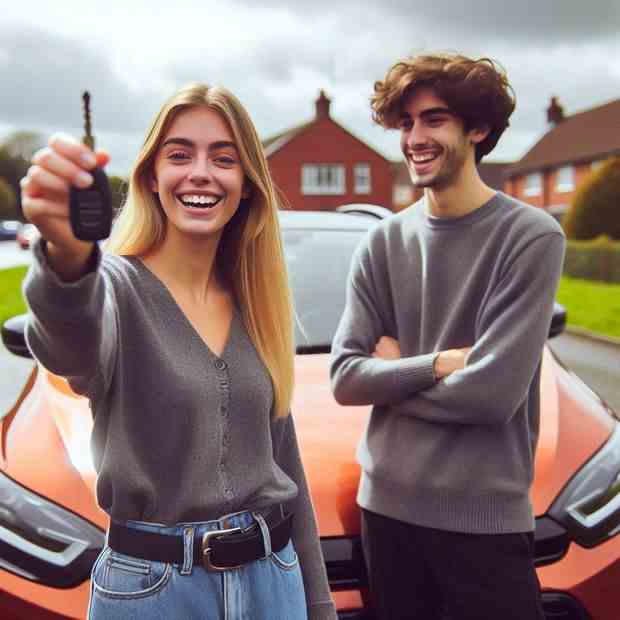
[523,173,542,197]
[393,184,413,205]
[301,164,345,195]
[555,165,574,192]
[354,164,371,194]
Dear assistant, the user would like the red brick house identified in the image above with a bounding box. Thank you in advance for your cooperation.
[505,97,620,217]
[263,91,393,211]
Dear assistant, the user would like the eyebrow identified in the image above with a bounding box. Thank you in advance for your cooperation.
[400,107,454,121]
[161,137,238,151]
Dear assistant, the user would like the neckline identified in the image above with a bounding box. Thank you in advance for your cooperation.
[423,192,501,230]
[127,256,237,360]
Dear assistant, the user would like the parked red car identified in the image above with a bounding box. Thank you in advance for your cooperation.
[1,207,619,619]
[15,223,38,250]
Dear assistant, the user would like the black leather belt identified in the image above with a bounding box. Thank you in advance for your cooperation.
[108,510,293,572]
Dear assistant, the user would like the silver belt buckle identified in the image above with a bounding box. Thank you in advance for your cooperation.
[202,526,242,572]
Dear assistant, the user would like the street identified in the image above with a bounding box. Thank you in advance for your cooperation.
[549,331,620,412]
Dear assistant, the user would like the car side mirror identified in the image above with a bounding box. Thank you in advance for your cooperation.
[1,314,32,359]
[549,303,566,339]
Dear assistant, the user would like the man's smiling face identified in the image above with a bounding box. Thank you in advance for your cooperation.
[399,87,475,190]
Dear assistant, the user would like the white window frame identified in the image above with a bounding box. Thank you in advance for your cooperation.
[523,173,542,197]
[555,165,574,193]
[353,163,371,194]
[393,184,414,205]
[301,164,346,195]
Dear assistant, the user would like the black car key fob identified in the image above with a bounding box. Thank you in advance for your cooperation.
[69,91,112,241]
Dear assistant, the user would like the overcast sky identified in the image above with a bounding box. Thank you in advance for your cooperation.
[2,0,619,175]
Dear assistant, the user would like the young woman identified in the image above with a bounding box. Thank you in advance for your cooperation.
[20,84,336,620]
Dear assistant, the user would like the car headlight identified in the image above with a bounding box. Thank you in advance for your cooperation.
[549,421,620,548]
[0,470,104,588]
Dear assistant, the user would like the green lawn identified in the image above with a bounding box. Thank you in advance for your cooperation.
[0,266,27,328]
[1,268,619,340]
[556,276,620,340]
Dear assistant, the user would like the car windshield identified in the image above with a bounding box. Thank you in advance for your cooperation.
[282,226,368,351]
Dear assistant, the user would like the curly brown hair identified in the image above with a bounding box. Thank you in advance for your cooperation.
[371,53,516,163]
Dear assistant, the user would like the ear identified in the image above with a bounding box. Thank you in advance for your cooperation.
[468,124,490,146]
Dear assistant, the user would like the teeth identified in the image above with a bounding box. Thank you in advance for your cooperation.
[412,153,438,163]
[179,194,221,208]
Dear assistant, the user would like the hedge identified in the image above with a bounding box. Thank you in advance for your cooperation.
[563,235,620,283]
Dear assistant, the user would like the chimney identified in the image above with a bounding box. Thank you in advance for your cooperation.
[315,90,331,120]
[547,96,565,125]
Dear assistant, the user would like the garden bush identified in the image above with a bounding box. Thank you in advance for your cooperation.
[563,157,620,240]
[0,177,17,220]
[563,235,620,283]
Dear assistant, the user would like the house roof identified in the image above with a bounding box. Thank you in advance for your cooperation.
[392,160,512,191]
[263,117,391,162]
[262,91,390,162]
[262,122,313,157]
[507,98,620,177]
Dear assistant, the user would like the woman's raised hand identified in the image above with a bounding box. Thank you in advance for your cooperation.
[20,133,110,279]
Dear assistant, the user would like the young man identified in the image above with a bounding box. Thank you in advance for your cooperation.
[330,54,566,620]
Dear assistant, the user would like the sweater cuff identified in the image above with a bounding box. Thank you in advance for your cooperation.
[394,352,438,394]
[308,600,338,620]
[26,238,102,315]
[431,351,440,382]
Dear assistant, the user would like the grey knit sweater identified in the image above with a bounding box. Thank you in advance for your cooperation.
[24,241,336,620]
[331,192,565,534]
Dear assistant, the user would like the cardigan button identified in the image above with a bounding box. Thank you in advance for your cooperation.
[214,359,227,370]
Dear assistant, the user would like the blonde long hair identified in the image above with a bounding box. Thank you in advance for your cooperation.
[106,84,294,418]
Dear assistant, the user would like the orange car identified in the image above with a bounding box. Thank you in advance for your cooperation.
[1,207,619,620]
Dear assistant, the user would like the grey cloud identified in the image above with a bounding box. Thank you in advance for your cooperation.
[504,46,620,136]
[233,0,619,44]
[158,12,620,165]
[164,31,336,87]
[0,22,158,134]
[5,2,617,169]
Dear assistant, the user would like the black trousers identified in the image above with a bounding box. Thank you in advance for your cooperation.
[361,508,545,620]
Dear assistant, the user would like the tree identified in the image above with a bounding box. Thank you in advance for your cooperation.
[0,177,17,220]
[0,131,45,218]
[1,131,44,160]
[563,157,620,240]
[109,175,128,215]
[0,146,28,214]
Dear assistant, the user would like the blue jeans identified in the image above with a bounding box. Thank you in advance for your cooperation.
[88,510,308,620]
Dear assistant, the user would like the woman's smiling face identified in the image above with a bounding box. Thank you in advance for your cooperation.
[150,105,247,241]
